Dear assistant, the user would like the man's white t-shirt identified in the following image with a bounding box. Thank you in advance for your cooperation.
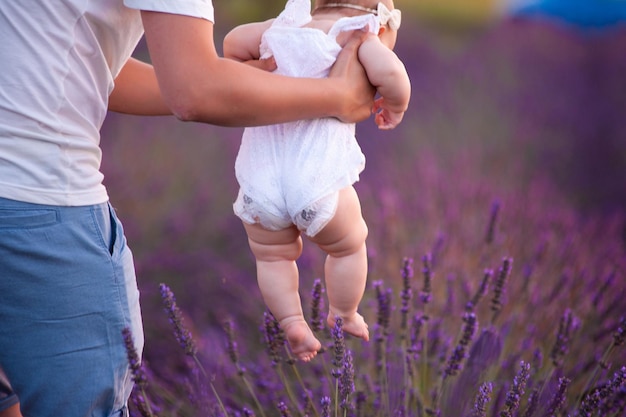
[0,0,214,206]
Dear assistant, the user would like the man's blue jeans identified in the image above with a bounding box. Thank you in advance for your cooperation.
[0,197,143,416]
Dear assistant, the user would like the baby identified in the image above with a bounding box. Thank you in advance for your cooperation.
[224,0,410,361]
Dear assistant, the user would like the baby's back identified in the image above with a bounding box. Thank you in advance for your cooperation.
[262,26,341,78]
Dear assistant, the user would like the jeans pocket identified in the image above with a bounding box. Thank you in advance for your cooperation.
[91,203,115,256]
[0,208,57,229]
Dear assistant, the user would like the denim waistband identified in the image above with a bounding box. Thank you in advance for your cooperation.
[0,196,109,225]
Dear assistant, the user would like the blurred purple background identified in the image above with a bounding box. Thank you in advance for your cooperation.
[99,11,626,413]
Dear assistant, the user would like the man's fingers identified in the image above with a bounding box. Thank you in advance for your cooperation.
[329,28,376,123]
[342,27,370,55]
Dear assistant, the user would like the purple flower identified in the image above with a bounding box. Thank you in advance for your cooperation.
[122,327,147,388]
[408,314,425,357]
[444,311,478,378]
[466,269,492,312]
[123,327,156,417]
[472,382,493,417]
[592,271,616,309]
[500,361,531,417]
[485,199,501,244]
[263,310,286,366]
[549,308,574,368]
[242,407,255,417]
[331,316,346,377]
[612,316,626,347]
[543,377,570,417]
[490,257,513,324]
[400,257,414,331]
[520,388,539,417]
[595,366,626,415]
[277,401,292,417]
[373,280,392,334]
[420,254,433,305]
[159,283,197,356]
[321,396,331,417]
[578,388,601,417]
[310,278,325,333]
[532,348,543,373]
[355,391,367,417]
[130,393,156,417]
[301,390,314,417]
[340,349,355,410]
[223,319,246,375]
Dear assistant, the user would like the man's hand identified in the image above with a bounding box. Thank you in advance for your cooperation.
[329,29,376,123]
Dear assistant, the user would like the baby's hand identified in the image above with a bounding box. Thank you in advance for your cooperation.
[372,97,404,130]
[244,56,277,72]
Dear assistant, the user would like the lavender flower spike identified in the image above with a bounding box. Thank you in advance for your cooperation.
[472,382,493,417]
[485,199,501,244]
[263,310,285,366]
[331,316,346,377]
[401,257,414,309]
[277,401,292,417]
[490,257,513,324]
[400,257,414,331]
[122,327,147,388]
[223,319,245,375]
[373,280,392,333]
[242,407,256,417]
[159,283,197,356]
[339,349,355,410]
[420,253,433,305]
[543,376,570,417]
[549,308,574,368]
[612,316,626,347]
[588,366,626,415]
[466,269,492,312]
[321,396,331,417]
[444,311,478,378]
[500,361,531,417]
[310,278,325,333]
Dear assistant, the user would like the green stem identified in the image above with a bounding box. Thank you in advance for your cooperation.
[377,336,390,417]
[139,387,156,417]
[576,344,614,407]
[239,369,268,417]
[275,360,301,416]
[421,316,429,408]
[334,379,339,417]
[287,357,321,417]
[193,355,230,417]
[401,337,410,413]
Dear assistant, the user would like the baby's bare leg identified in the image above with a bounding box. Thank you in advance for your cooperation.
[243,222,322,361]
[309,186,369,341]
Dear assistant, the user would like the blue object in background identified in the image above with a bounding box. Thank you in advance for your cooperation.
[507,0,626,29]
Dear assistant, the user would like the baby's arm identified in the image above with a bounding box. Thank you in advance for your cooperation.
[358,37,411,130]
[223,20,275,70]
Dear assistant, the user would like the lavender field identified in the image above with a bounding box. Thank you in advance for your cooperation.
[101,15,625,417]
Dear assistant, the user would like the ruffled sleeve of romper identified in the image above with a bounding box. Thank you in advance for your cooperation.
[123,0,214,22]
[260,0,312,59]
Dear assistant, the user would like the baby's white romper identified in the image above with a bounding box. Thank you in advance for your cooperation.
[233,0,380,236]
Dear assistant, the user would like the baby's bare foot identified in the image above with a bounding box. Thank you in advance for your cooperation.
[327,311,369,341]
[281,318,322,362]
